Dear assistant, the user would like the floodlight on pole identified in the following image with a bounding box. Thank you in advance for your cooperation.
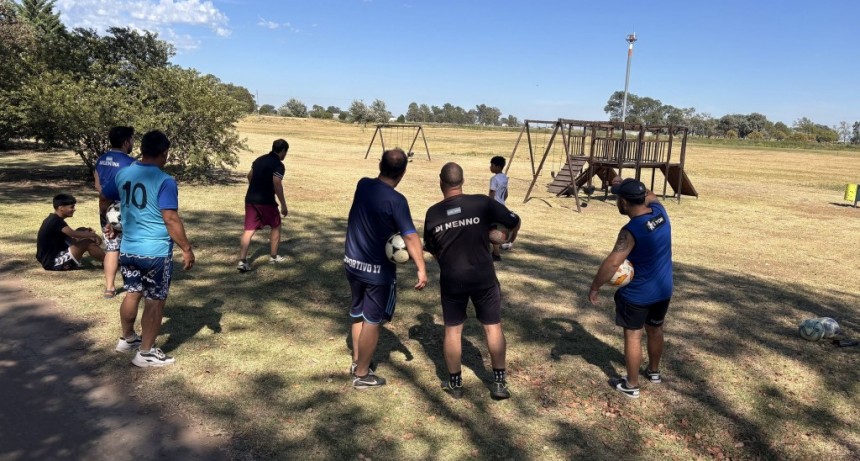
[621,32,637,123]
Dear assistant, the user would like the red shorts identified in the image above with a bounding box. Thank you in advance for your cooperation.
[244,204,281,231]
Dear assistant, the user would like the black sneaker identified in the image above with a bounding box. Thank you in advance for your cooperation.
[489,381,510,400]
[643,368,662,384]
[350,361,377,377]
[441,381,463,399]
[353,373,386,389]
[613,377,640,399]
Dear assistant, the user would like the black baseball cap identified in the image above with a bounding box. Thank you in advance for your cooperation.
[611,178,647,200]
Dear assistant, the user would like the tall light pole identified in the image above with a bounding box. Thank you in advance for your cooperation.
[621,32,637,123]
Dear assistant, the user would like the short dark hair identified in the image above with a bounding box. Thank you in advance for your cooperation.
[140,130,171,158]
[379,148,408,179]
[491,156,506,168]
[440,162,464,188]
[272,139,289,154]
[108,126,134,148]
[53,193,76,209]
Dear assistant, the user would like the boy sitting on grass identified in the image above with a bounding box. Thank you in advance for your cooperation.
[36,193,105,271]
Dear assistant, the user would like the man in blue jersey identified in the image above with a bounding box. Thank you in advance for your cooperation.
[589,178,673,399]
[114,130,195,367]
[94,126,135,298]
[344,148,427,389]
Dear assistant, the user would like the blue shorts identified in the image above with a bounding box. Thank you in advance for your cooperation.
[120,253,173,300]
[614,291,670,330]
[346,271,396,325]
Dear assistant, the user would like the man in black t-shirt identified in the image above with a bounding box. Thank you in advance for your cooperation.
[36,194,105,271]
[237,139,290,272]
[423,162,521,400]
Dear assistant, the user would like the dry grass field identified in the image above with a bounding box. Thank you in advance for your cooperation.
[1,116,859,460]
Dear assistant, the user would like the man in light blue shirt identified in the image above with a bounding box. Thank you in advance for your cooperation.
[114,130,195,368]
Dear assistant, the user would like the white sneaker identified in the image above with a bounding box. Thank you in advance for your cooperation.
[115,334,142,353]
[500,243,513,250]
[270,255,286,264]
[237,260,251,272]
[132,347,175,367]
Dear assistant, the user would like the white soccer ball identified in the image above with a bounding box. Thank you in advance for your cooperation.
[488,223,509,245]
[385,233,410,264]
[798,319,825,341]
[817,317,840,338]
[106,203,122,231]
[609,259,634,287]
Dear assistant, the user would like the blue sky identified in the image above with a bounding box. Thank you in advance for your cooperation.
[54,0,858,127]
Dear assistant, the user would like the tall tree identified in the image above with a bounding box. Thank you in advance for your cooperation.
[14,0,64,38]
[369,99,391,123]
[349,100,369,124]
[0,0,35,145]
[258,104,276,115]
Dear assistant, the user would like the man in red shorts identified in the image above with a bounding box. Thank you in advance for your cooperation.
[237,139,289,272]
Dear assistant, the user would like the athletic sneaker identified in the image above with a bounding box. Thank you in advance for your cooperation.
[353,373,386,389]
[614,377,640,399]
[489,381,511,400]
[115,334,142,353]
[441,380,464,399]
[350,361,377,376]
[270,255,286,264]
[500,243,513,250]
[644,368,662,384]
[237,261,251,272]
[492,254,502,262]
[132,347,175,368]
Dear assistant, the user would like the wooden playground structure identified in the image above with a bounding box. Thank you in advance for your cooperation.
[505,119,698,210]
[364,123,431,161]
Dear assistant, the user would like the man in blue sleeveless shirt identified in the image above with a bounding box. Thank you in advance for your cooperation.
[114,130,195,367]
[589,178,673,399]
[94,126,135,298]
[344,148,427,389]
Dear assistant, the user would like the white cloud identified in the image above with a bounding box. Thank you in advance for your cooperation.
[257,17,279,29]
[256,17,299,33]
[257,16,300,34]
[55,0,231,50]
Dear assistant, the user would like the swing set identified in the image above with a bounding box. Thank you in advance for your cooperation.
[364,123,431,161]
[505,119,698,210]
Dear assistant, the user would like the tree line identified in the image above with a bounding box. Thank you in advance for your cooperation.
[604,91,859,144]
[257,99,519,127]
[0,0,255,178]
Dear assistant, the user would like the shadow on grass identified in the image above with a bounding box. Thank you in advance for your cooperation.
[0,270,226,460]
[143,206,859,459]
[4,198,859,459]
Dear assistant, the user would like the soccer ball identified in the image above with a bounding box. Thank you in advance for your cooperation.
[798,319,825,341]
[489,223,509,245]
[385,233,410,264]
[817,317,840,338]
[106,203,122,231]
[609,259,634,287]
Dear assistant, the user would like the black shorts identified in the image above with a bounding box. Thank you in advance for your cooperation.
[440,284,502,326]
[346,271,396,325]
[614,291,670,330]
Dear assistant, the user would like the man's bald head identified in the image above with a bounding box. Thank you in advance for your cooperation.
[379,148,408,180]
[439,162,464,190]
